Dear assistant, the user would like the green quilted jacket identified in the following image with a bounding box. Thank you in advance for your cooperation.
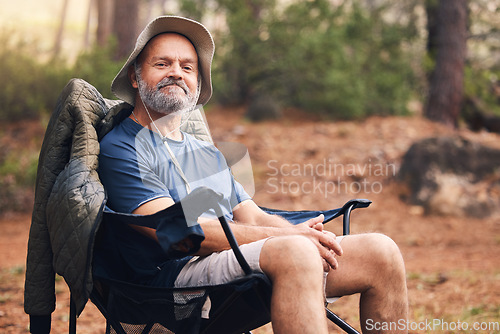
[24,78,213,332]
[24,78,126,326]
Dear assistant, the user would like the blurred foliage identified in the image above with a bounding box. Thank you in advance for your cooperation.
[0,32,123,123]
[72,38,124,99]
[0,31,72,122]
[182,0,418,119]
[0,146,39,212]
[276,1,417,118]
[0,33,124,212]
[0,0,498,123]
[464,66,500,115]
[0,150,38,187]
[464,0,500,117]
[0,0,499,212]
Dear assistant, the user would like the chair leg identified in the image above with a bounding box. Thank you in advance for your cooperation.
[69,296,77,334]
[325,307,360,334]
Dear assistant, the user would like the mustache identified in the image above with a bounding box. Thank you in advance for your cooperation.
[156,78,189,94]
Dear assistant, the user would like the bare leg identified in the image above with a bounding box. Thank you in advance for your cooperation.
[260,236,328,334]
[325,233,408,334]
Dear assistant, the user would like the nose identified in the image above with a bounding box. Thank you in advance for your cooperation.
[167,62,183,80]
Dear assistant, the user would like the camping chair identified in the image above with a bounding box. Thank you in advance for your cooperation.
[28,79,371,334]
[87,189,370,334]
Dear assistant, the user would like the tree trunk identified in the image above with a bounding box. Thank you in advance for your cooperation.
[425,0,440,60]
[425,0,468,128]
[83,0,94,50]
[96,0,115,47]
[53,0,70,58]
[112,0,140,60]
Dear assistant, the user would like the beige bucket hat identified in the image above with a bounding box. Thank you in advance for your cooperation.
[111,16,215,106]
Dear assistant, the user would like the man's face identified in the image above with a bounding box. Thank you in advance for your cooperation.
[133,33,200,114]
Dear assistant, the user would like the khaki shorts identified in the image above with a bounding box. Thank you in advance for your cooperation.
[174,235,346,288]
[174,238,268,287]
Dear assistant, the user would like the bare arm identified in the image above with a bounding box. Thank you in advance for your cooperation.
[232,200,343,270]
[195,198,342,270]
[232,199,291,227]
[129,198,288,244]
[130,197,342,269]
[129,197,176,241]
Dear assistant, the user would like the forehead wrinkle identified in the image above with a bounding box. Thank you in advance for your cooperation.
[150,55,198,65]
[137,32,198,67]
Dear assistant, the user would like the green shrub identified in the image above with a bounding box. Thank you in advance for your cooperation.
[0,31,124,123]
[464,65,500,116]
[0,32,72,122]
[72,40,124,99]
[206,0,418,120]
[0,147,39,212]
[0,149,38,187]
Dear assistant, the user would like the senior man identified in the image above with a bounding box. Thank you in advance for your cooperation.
[97,16,408,334]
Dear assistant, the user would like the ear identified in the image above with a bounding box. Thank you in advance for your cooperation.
[128,65,138,89]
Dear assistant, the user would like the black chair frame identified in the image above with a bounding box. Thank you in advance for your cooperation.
[69,187,370,334]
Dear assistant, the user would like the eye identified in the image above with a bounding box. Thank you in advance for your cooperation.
[155,62,167,68]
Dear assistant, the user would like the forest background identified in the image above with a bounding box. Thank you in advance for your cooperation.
[1,0,499,199]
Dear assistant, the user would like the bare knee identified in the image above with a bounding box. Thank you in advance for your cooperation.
[260,236,324,282]
[364,233,405,279]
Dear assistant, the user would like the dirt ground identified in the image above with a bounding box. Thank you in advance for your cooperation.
[1,107,499,333]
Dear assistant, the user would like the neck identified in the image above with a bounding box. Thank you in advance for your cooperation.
[131,104,184,141]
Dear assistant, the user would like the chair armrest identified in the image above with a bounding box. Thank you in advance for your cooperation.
[336,199,372,236]
[336,199,372,215]
[262,199,372,236]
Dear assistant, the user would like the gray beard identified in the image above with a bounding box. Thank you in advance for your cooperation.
[137,76,198,115]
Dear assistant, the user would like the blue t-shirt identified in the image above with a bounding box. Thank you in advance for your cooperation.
[99,118,250,216]
[96,117,251,285]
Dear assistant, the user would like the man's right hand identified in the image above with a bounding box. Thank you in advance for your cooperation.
[293,215,343,272]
